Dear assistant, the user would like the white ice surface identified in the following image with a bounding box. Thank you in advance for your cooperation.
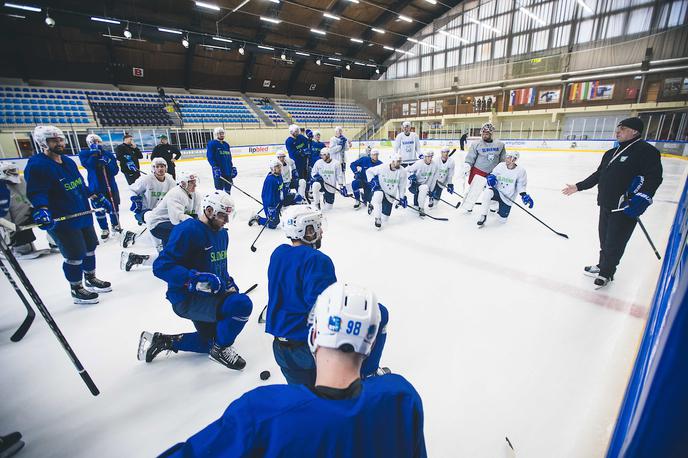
[1,147,686,457]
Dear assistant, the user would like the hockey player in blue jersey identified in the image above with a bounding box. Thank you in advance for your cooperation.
[349,147,381,209]
[79,133,121,240]
[25,126,112,304]
[206,127,236,193]
[285,124,309,180]
[265,205,388,386]
[309,130,326,176]
[248,159,303,229]
[139,191,252,370]
[161,281,425,458]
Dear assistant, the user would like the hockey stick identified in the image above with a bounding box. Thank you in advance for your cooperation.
[387,193,449,221]
[250,204,282,252]
[321,180,367,207]
[98,162,121,230]
[499,191,569,239]
[17,209,105,231]
[0,238,100,396]
[637,218,661,260]
[243,283,258,295]
[448,148,457,158]
[219,176,263,207]
[0,257,36,342]
[258,305,267,324]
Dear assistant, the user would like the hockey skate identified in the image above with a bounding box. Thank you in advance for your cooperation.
[100,229,110,240]
[477,215,487,227]
[593,275,612,289]
[71,283,99,304]
[374,217,382,230]
[120,230,137,248]
[85,274,112,292]
[137,331,181,362]
[353,200,361,209]
[0,432,24,458]
[428,197,435,208]
[367,204,374,215]
[12,243,48,260]
[583,265,600,277]
[209,343,246,370]
[248,214,260,227]
[120,251,149,271]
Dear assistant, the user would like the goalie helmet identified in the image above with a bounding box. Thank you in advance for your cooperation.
[481,122,495,134]
[177,171,198,189]
[308,282,380,357]
[0,161,21,184]
[201,190,235,220]
[282,204,323,246]
[288,124,300,135]
[505,150,520,160]
[33,125,66,150]
[213,127,225,139]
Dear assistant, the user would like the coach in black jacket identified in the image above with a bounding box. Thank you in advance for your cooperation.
[562,117,663,288]
[115,134,143,185]
[151,135,181,179]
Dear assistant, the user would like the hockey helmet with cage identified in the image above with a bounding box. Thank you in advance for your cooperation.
[0,161,21,184]
[151,157,167,172]
[505,150,520,161]
[282,204,323,247]
[308,282,381,357]
[33,125,66,150]
[288,124,300,135]
[481,122,496,134]
[86,133,103,145]
[201,190,235,221]
[213,127,225,139]
[176,171,198,189]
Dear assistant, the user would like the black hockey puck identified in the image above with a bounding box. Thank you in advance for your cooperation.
[260,370,271,381]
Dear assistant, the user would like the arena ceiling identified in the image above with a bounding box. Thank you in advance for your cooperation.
[0,0,462,97]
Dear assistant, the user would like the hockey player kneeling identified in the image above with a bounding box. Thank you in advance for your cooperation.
[477,151,534,227]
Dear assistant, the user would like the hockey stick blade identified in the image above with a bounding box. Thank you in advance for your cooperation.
[448,148,457,157]
[1,257,37,342]
[258,304,268,324]
[10,310,35,342]
[243,283,258,295]
[80,369,100,396]
[501,192,569,239]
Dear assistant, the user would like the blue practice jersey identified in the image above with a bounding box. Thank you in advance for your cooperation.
[153,218,231,306]
[206,139,233,175]
[309,140,325,166]
[266,244,336,341]
[285,134,309,166]
[350,156,382,178]
[79,145,119,196]
[261,173,284,210]
[160,374,426,458]
[24,153,93,229]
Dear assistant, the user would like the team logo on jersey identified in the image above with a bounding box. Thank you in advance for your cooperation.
[328,316,341,332]
[63,177,84,191]
[210,249,227,262]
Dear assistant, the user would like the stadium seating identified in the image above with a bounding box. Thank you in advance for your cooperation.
[91,102,172,127]
[252,98,286,125]
[0,86,93,126]
[175,94,258,125]
[274,99,371,125]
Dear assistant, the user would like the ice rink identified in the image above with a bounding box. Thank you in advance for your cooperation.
[1,145,686,457]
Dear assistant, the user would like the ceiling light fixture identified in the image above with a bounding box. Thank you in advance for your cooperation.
[328,57,341,61]
[195,1,220,10]
[345,64,351,70]
[91,16,120,25]
[6,13,25,18]
[4,2,40,12]
[182,35,189,48]
[372,27,385,34]
[310,28,326,35]
[323,13,340,20]
[295,51,310,56]
[375,68,380,74]
[260,16,281,24]
[238,45,245,55]
[281,51,286,60]
[398,15,412,23]
[158,27,182,34]
[316,58,322,65]
[213,36,233,43]
[383,45,394,51]
[468,17,501,34]
[350,38,363,43]
[258,45,274,50]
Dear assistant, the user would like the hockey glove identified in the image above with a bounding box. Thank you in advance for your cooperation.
[293,194,304,204]
[225,275,239,294]
[461,162,471,178]
[291,169,299,182]
[130,195,143,213]
[188,270,221,295]
[266,207,279,221]
[309,174,323,186]
[91,194,113,213]
[486,174,497,188]
[627,175,644,195]
[369,176,381,193]
[520,192,534,208]
[32,208,55,231]
[212,166,221,179]
[623,193,652,218]
[408,173,418,185]
[399,196,408,208]
[339,186,349,197]
[447,183,455,194]
[231,166,238,179]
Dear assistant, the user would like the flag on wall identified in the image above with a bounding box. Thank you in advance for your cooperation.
[509,87,535,106]
[568,81,615,102]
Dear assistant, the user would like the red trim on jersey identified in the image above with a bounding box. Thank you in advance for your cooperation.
[468,167,488,184]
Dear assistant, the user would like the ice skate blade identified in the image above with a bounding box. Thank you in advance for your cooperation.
[137,331,153,361]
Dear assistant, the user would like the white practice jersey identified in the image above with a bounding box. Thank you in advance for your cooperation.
[279,156,298,184]
[435,157,455,186]
[145,185,201,229]
[465,139,506,173]
[393,132,421,163]
[406,159,438,191]
[312,158,343,190]
[129,173,176,211]
[328,135,348,164]
[492,162,528,205]
[366,163,408,199]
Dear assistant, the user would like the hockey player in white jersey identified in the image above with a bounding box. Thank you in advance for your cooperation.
[121,171,201,271]
[120,158,176,249]
[328,126,349,175]
[406,150,438,216]
[461,122,506,212]
[366,152,408,229]
[393,121,421,166]
[309,148,346,211]
[477,151,534,227]
[432,147,456,205]
[276,149,306,199]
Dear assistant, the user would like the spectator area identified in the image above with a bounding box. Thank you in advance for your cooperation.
[175,94,258,125]
[0,86,93,126]
[274,98,371,125]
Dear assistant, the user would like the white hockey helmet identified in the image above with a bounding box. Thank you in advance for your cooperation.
[320,147,330,158]
[402,121,411,128]
[177,171,198,189]
[506,150,520,161]
[276,149,287,158]
[313,130,321,138]
[213,127,225,139]
[334,126,343,135]
[86,133,102,145]
[288,124,300,135]
[151,157,167,171]
[0,161,21,184]
[423,150,435,157]
[282,204,323,246]
[481,122,495,134]
[33,125,66,150]
[390,152,402,163]
[370,149,380,157]
[269,157,282,172]
[440,146,450,154]
[202,190,235,221]
[308,282,381,357]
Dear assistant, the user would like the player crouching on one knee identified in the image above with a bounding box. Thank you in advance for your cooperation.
[309,147,348,211]
[249,158,304,229]
[406,150,439,216]
[160,281,423,458]
[276,149,307,201]
[477,151,534,227]
[366,152,408,229]
[138,191,252,370]
[432,147,457,203]
[349,147,382,209]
